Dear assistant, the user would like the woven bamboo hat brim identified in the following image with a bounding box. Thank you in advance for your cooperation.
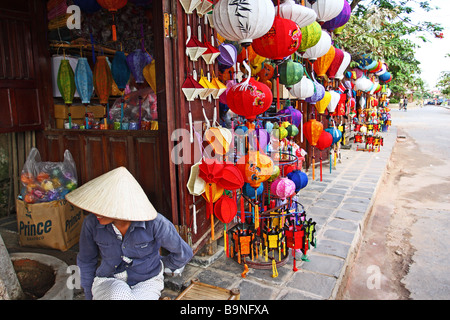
[65,166,157,221]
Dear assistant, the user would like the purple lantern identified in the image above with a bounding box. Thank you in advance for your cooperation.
[126,49,153,84]
[322,0,351,31]
[305,81,325,104]
[217,43,237,68]
[277,105,302,127]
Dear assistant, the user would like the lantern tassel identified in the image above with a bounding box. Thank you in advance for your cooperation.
[312,157,315,181]
[84,103,89,129]
[209,186,215,240]
[320,155,323,182]
[192,196,197,234]
[68,104,72,129]
[138,95,142,129]
[254,192,259,230]
[240,193,245,223]
[120,96,124,129]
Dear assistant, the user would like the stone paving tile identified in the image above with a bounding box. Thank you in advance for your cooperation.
[327,218,359,232]
[335,209,365,221]
[347,191,373,199]
[286,270,337,299]
[343,197,371,205]
[318,194,345,203]
[276,288,321,300]
[341,202,369,213]
[323,228,356,244]
[307,206,335,217]
[195,268,242,290]
[238,279,280,300]
[326,188,348,195]
[313,199,341,209]
[300,253,345,278]
[314,239,351,259]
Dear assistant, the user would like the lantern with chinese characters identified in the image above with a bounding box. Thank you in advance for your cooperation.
[212,0,276,47]
[226,75,273,121]
[305,0,345,23]
[96,0,128,41]
[252,16,301,63]
[277,0,317,28]
[303,30,331,61]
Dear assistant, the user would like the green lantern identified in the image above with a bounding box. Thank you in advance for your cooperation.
[57,59,76,128]
[279,59,304,87]
[298,21,322,53]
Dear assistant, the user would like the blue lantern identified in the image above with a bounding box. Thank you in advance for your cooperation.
[243,182,264,199]
[287,170,308,192]
[74,58,94,104]
[325,127,342,144]
[111,51,130,90]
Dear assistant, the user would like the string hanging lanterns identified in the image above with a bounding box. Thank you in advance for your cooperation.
[303,118,323,180]
[277,0,317,28]
[212,0,276,47]
[321,0,351,31]
[278,59,304,88]
[305,0,345,23]
[313,45,335,78]
[126,49,153,84]
[297,21,322,54]
[325,47,344,79]
[334,51,351,80]
[288,75,315,100]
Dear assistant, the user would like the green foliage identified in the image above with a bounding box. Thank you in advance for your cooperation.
[437,71,450,97]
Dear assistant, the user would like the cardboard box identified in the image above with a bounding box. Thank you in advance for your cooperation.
[16,199,85,252]
[54,104,105,129]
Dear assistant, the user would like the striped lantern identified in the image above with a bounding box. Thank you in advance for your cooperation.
[279,59,304,87]
[326,47,344,79]
[321,0,351,31]
[334,51,351,80]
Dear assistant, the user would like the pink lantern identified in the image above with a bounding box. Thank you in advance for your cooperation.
[270,177,296,199]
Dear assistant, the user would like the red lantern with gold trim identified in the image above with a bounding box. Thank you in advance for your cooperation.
[252,15,302,63]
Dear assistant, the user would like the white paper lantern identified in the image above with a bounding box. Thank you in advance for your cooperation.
[288,75,315,100]
[277,0,317,28]
[327,91,341,113]
[375,63,387,76]
[305,0,345,23]
[354,77,373,92]
[303,30,331,61]
[212,0,275,46]
[334,51,351,80]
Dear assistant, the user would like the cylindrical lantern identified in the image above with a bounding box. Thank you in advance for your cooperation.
[326,48,344,79]
[297,21,322,53]
[212,0,276,47]
[74,58,93,104]
[279,59,304,87]
[277,0,317,28]
[321,0,351,31]
[93,56,113,105]
[289,75,315,100]
[303,30,331,61]
[252,16,301,62]
[305,0,345,23]
[226,76,273,121]
[111,51,130,90]
[313,45,335,77]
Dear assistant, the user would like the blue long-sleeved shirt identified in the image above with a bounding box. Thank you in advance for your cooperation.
[77,213,193,300]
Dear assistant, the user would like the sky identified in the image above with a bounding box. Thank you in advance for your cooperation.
[401,1,450,90]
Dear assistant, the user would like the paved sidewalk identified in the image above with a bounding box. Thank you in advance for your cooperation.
[161,125,398,300]
[0,126,397,300]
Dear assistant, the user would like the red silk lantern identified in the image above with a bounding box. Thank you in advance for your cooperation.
[303,119,323,147]
[226,76,273,121]
[96,0,128,41]
[214,195,237,224]
[326,48,344,79]
[217,165,245,190]
[252,16,302,63]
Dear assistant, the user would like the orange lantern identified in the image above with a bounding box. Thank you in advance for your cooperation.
[236,151,273,189]
[303,119,323,180]
[93,56,113,105]
[97,0,128,41]
[313,45,335,78]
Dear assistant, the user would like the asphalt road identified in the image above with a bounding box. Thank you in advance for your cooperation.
[340,104,450,300]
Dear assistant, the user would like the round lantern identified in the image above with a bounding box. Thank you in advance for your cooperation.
[226,76,273,121]
[217,43,237,68]
[303,30,332,61]
[375,63,387,76]
[379,71,392,83]
[313,45,335,77]
[334,51,351,80]
[354,77,373,92]
[298,21,322,53]
[243,182,264,198]
[278,59,304,87]
[268,165,280,182]
[237,151,274,188]
[314,91,331,114]
[325,127,342,144]
[305,81,325,104]
[303,119,323,146]
[305,0,345,23]
[289,76,315,100]
[212,0,276,47]
[126,49,152,84]
[270,177,296,199]
[214,195,237,223]
[252,16,301,62]
[287,170,308,192]
[321,0,351,31]
[357,54,373,69]
[316,130,333,151]
[363,60,378,71]
[277,0,317,28]
[327,91,341,113]
[326,48,344,79]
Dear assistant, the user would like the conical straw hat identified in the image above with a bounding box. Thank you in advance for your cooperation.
[65,166,157,221]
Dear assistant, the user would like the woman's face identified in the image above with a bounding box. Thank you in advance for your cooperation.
[94,214,115,225]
